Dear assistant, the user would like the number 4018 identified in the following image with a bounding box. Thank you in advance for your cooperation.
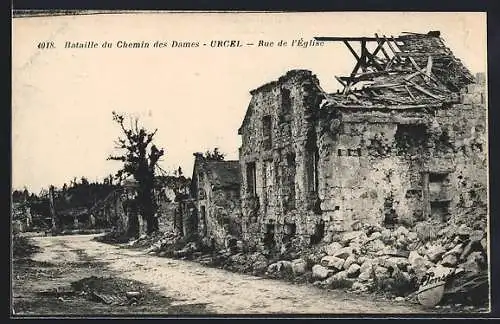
[37,41,55,49]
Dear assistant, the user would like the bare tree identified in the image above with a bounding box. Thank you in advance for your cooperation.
[108,111,164,234]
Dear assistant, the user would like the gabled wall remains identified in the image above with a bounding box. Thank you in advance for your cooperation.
[238,70,325,251]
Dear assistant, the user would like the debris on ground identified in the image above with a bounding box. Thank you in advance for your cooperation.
[118,200,488,311]
[69,276,152,306]
[94,231,131,244]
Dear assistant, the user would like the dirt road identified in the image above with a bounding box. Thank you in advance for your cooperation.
[16,233,435,315]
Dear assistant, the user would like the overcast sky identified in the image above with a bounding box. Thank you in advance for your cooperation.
[12,12,487,193]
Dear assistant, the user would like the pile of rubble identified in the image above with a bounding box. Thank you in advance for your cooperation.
[262,209,488,306]
[302,221,487,297]
[141,210,487,307]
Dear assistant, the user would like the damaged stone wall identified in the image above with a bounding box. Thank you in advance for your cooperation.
[191,155,242,248]
[433,73,487,230]
[157,201,177,234]
[204,188,242,246]
[173,198,196,238]
[238,69,325,251]
[317,114,428,234]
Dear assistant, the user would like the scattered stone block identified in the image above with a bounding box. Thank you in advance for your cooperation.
[457,224,472,237]
[321,255,345,270]
[426,244,446,262]
[347,264,361,278]
[341,231,365,245]
[333,247,355,259]
[470,230,484,243]
[312,264,332,280]
[380,229,392,244]
[343,255,357,270]
[253,260,269,274]
[324,242,343,256]
[387,257,409,270]
[331,270,348,281]
[443,243,464,258]
[360,258,376,273]
[441,254,458,267]
[366,239,386,254]
[480,238,487,251]
[374,266,390,281]
[369,231,382,241]
[395,226,410,237]
[291,258,307,275]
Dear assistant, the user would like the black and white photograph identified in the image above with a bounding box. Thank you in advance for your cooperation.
[11,11,489,316]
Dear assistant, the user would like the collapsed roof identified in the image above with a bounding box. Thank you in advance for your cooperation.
[314,31,475,108]
[193,153,241,190]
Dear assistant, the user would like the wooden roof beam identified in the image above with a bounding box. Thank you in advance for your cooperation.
[374,33,391,60]
[359,39,368,73]
[343,40,361,61]
[314,36,402,42]
[383,35,402,63]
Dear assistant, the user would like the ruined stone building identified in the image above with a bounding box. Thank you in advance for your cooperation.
[12,202,32,233]
[90,188,125,231]
[189,153,242,247]
[238,31,487,251]
[153,175,191,233]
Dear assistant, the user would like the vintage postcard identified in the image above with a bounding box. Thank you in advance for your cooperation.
[11,11,489,316]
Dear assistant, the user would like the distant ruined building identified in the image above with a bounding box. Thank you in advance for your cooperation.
[189,153,242,247]
[236,31,487,252]
[86,175,191,237]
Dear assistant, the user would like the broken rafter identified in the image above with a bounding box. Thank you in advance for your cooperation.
[347,93,361,103]
[383,35,400,58]
[342,82,352,95]
[374,33,391,60]
[367,83,401,89]
[339,36,405,95]
[385,56,397,70]
[405,85,417,102]
[333,35,393,74]
[379,96,408,105]
[408,56,423,72]
[406,56,441,85]
[334,76,346,87]
[404,70,423,82]
[390,35,402,50]
[348,45,364,77]
[364,50,385,71]
[344,38,390,78]
[364,36,387,69]
[405,79,441,100]
[342,40,369,92]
